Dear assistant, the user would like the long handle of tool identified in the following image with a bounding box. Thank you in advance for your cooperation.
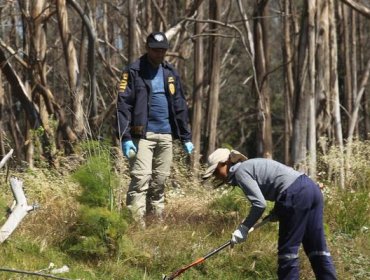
[203,240,231,259]
[203,214,273,261]
[191,216,269,264]
[206,214,272,260]
[163,214,272,280]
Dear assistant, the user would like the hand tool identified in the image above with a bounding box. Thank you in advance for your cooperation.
[162,214,272,280]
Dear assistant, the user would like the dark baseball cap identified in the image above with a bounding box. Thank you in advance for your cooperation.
[146,32,169,49]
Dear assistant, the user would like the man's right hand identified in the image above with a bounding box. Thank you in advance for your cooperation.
[121,140,137,158]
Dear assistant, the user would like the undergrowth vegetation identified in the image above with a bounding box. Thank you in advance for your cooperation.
[0,140,369,279]
[62,142,131,261]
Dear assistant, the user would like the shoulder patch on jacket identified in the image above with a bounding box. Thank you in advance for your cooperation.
[168,76,175,95]
[119,72,129,92]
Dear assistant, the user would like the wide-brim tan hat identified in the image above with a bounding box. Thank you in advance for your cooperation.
[202,148,247,179]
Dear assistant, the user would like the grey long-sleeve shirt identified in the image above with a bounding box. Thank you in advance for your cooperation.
[228,158,303,229]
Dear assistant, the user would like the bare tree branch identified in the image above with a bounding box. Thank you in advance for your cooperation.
[340,0,370,18]
[0,149,13,169]
[0,39,29,69]
[0,48,40,128]
[348,58,370,140]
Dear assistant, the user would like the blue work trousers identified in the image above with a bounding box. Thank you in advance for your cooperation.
[275,175,337,280]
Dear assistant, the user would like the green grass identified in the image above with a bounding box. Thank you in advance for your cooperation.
[0,140,369,279]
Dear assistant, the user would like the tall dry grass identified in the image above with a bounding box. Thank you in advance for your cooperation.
[0,140,368,279]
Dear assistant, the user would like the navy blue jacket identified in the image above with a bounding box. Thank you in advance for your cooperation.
[116,54,192,142]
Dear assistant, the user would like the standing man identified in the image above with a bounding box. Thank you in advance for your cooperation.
[203,148,337,280]
[116,32,193,227]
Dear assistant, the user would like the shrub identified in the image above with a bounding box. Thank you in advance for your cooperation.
[319,139,370,189]
[63,141,129,260]
[72,153,117,208]
[333,190,369,235]
[77,206,128,238]
[208,187,249,214]
[64,206,128,260]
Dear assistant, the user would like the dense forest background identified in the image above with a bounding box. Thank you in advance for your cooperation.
[0,1,369,279]
[0,0,369,187]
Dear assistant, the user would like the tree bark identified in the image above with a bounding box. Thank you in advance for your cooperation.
[128,0,138,63]
[340,0,370,18]
[291,2,309,169]
[329,0,345,189]
[0,49,40,128]
[253,0,273,159]
[308,0,317,179]
[283,0,294,165]
[0,71,4,157]
[347,59,370,142]
[28,0,56,165]
[66,0,98,131]
[342,3,353,135]
[351,12,358,137]
[56,0,85,138]
[345,58,370,186]
[0,149,13,169]
[358,17,369,139]
[191,2,204,173]
[205,0,221,156]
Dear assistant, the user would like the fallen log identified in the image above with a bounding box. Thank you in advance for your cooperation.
[0,177,38,243]
[1,149,38,242]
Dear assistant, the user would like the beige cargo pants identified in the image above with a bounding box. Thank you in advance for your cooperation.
[126,132,173,225]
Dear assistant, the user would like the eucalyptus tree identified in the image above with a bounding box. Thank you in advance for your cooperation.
[191,1,205,173]
[0,0,369,182]
[205,0,222,157]
[56,0,85,139]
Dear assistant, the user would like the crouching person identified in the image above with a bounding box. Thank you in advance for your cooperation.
[203,148,337,280]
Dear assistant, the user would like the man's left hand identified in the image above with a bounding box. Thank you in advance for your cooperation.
[183,142,194,154]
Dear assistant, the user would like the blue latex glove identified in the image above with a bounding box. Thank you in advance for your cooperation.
[183,142,194,154]
[121,140,137,158]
